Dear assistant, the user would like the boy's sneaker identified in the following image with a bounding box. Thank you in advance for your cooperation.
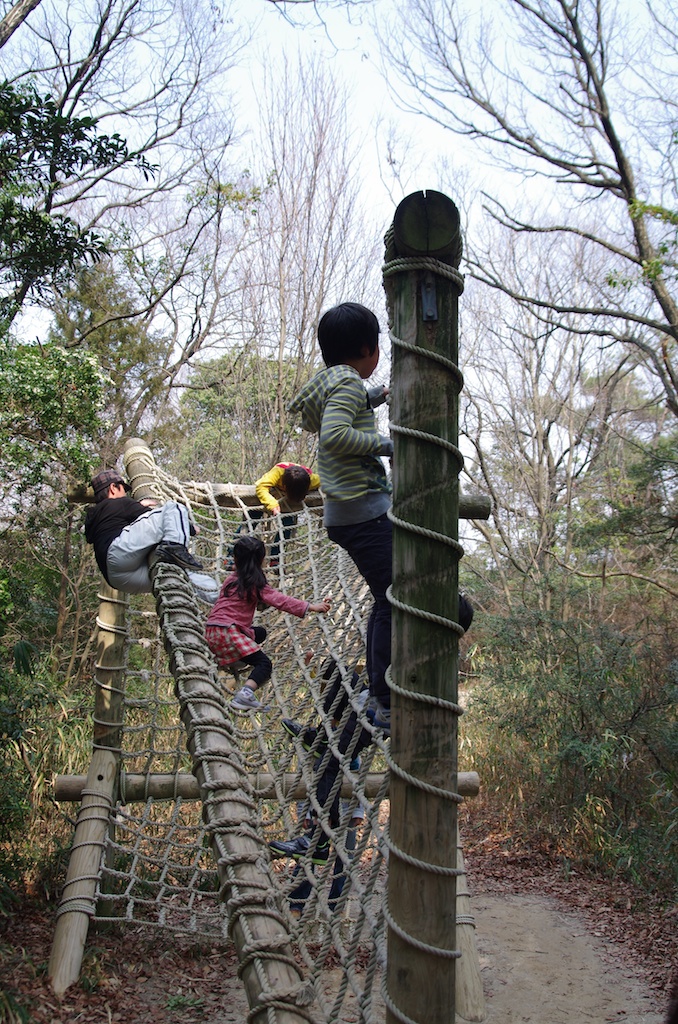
[268,834,329,865]
[231,686,268,712]
[155,542,203,571]
[281,718,322,757]
[366,698,391,735]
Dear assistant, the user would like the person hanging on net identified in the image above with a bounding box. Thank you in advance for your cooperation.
[287,792,365,918]
[84,468,206,594]
[270,656,371,870]
[226,462,321,569]
[205,533,331,712]
[253,462,321,565]
[288,302,392,732]
[269,595,474,879]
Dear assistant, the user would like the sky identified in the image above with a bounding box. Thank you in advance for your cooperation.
[226,0,469,233]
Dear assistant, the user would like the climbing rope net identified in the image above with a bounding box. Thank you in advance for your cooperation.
[82,444,392,1021]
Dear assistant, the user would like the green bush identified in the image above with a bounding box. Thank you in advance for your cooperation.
[0,662,92,907]
[461,608,678,898]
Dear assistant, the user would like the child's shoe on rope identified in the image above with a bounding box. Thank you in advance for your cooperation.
[281,718,323,757]
[268,834,330,865]
[155,542,203,571]
[366,697,391,735]
[231,686,268,712]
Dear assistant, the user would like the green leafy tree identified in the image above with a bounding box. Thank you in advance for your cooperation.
[0,337,108,489]
[48,260,172,463]
[0,79,153,326]
[171,350,318,484]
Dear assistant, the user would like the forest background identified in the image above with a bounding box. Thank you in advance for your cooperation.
[0,0,676,959]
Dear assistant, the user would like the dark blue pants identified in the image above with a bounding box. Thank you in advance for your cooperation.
[235,507,296,560]
[288,824,359,914]
[327,514,392,706]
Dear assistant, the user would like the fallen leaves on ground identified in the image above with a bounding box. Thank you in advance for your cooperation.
[1,805,676,1023]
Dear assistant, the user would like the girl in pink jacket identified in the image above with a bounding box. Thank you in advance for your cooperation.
[206,533,330,711]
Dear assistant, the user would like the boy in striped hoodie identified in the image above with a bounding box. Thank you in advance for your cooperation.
[288,302,392,731]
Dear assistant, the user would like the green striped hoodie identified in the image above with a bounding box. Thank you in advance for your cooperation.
[288,365,392,527]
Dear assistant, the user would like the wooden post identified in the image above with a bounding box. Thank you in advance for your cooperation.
[383,190,467,1024]
[49,583,128,995]
[123,438,311,1024]
[455,826,487,1022]
[66,481,489,520]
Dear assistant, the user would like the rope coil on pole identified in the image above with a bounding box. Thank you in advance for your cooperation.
[383,190,467,1024]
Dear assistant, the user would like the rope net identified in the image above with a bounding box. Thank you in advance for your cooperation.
[85,444,392,1022]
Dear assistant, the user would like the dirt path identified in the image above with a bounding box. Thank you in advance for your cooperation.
[3,825,675,1024]
[1,887,670,1023]
[471,891,665,1023]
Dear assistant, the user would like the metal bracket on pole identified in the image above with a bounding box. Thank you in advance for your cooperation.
[421,272,438,321]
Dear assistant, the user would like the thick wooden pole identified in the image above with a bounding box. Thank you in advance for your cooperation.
[383,190,466,1024]
[67,480,489,520]
[49,583,127,995]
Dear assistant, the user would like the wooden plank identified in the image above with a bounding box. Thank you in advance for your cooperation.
[455,825,487,1022]
[67,475,489,520]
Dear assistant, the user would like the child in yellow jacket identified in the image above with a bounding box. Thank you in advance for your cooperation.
[241,463,321,565]
[255,462,321,515]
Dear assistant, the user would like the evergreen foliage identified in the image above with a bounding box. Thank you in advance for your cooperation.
[0,80,153,326]
[171,350,318,482]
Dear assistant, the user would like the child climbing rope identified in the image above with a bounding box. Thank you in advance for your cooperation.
[270,656,371,871]
[288,302,392,731]
[226,462,320,569]
[269,595,474,875]
[205,533,331,711]
[255,462,320,518]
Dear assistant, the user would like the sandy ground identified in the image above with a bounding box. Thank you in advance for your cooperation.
[469,892,665,1024]
[2,887,671,1023]
[179,888,668,1024]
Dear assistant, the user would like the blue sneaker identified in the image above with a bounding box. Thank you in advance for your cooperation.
[366,698,391,735]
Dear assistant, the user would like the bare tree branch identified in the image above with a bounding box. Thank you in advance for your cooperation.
[0,0,42,48]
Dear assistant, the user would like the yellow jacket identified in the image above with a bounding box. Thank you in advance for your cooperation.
[255,462,321,513]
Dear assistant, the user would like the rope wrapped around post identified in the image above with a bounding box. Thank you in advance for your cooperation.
[123,439,316,1024]
[382,189,469,1024]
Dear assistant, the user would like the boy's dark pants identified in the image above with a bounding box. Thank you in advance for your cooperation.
[326,513,392,707]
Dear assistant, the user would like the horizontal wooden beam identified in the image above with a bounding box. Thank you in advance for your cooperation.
[54,770,480,803]
[67,481,490,520]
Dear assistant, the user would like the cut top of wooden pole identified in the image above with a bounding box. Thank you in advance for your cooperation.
[392,188,463,266]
